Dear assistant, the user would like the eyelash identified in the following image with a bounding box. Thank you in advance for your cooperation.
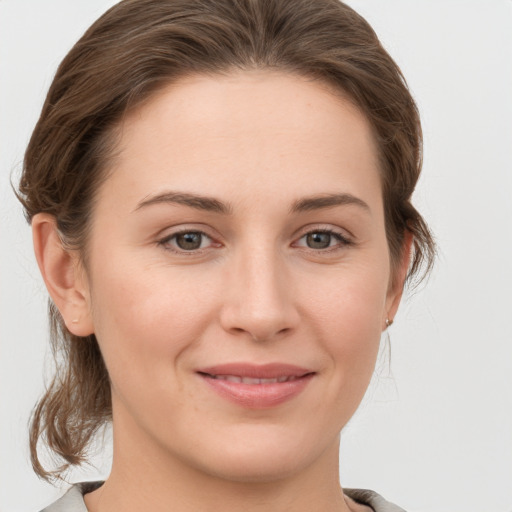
[157,227,353,255]
[293,229,353,252]
[157,229,218,254]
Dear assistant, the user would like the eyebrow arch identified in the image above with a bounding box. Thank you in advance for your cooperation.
[133,191,232,214]
[290,193,370,214]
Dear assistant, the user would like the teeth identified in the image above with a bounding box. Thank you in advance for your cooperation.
[242,377,263,384]
[211,374,298,384]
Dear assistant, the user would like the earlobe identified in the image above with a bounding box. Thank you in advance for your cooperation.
[32,213,94,337]
[383,231,414,330]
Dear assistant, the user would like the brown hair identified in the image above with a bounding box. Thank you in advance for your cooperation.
[17,0,435,481]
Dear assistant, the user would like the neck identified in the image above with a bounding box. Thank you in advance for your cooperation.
[85,422,352,512]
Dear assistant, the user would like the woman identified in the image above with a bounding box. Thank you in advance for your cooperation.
[17,0,435,510]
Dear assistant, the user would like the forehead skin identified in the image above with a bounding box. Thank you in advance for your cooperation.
[97,70,382,227]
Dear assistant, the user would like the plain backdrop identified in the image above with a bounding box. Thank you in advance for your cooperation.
[1,1,511,511]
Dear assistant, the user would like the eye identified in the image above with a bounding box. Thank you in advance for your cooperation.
[159,230,215,252]
[294,229,351,250]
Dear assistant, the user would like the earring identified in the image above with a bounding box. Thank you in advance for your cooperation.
[385,317,393,328]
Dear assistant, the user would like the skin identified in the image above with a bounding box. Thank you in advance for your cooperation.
[33,70,410,512]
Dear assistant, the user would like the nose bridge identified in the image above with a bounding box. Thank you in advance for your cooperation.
[221,238,298,341]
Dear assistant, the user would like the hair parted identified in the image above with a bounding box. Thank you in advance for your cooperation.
[17,0,435,481]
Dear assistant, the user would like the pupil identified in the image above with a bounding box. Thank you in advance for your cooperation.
[177,232,202,250]
[307,232,331,249]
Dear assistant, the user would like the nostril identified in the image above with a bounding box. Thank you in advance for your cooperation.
[219,275,300,341]
[232,326,292,343]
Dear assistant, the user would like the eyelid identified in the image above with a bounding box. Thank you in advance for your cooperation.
[156,222,221,241]
[155,223,354,255]
[157,226,222,254]
[294,224,353,241]
[292,225,354,251]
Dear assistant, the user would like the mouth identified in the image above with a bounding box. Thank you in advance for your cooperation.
[196,363,315,408]
[200,374,304,384]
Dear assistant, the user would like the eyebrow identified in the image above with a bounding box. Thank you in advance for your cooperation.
[290,193,370,214]
[133,191,233,214]
[133,191,370,215]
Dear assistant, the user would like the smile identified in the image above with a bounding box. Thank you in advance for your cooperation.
[204,374,302,384]
[196,363,315,408]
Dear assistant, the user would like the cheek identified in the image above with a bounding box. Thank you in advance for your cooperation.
[304,258,388,337]
[303,260,388,387]
[87,257,217,385]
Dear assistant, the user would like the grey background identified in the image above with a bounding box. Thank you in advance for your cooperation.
[1,1,511,511]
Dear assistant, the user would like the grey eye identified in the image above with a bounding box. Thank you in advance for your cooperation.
[175,232,204,250]
[306,232,333,249]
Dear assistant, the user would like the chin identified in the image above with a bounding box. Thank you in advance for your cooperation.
[184,426,335,484]
[199,452,306,484]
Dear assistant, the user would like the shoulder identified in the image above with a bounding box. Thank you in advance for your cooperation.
[40,483,403,512]
[344,488,407,512]
[40,482,103,512]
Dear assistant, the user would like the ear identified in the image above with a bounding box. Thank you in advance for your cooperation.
[32,213,94,337]
[383,231,414,330]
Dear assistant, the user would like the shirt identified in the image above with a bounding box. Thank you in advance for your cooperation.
[41,481,407,512]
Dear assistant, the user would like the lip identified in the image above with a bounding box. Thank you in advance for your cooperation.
[196,363,315,409]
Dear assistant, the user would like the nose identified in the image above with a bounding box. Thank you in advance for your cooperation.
[219,244,300,342]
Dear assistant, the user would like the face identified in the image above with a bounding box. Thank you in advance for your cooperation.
[78,70,404,482]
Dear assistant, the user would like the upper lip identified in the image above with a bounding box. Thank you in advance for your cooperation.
[196,363,314,379]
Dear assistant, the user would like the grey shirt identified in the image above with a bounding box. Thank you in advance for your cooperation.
[41,482,406,512]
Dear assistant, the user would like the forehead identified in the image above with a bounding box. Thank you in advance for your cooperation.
[100,70,381,212]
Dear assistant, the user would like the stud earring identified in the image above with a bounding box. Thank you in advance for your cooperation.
[385,317,393,328]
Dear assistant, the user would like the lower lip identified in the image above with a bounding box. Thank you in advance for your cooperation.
[198,374,314,409]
